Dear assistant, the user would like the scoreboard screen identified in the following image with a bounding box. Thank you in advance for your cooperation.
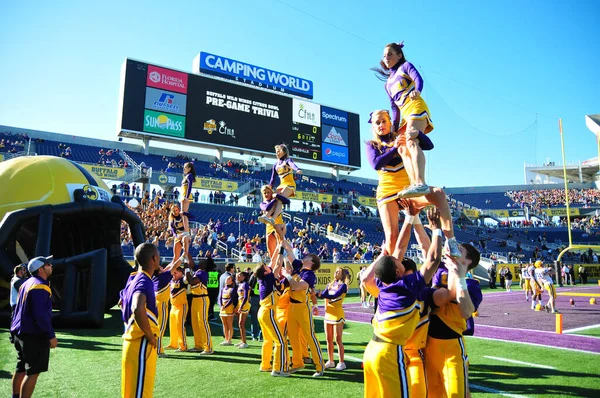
[118,59,361,168]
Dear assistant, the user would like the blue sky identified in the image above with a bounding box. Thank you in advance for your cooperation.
[1,0,598,187]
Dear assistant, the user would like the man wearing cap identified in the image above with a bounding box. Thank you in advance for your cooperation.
[10,255,57,398]
[10,265,27,316]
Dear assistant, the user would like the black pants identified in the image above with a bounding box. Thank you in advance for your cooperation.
[207,287,218,319]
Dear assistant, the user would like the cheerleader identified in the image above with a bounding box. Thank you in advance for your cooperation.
[260,185,289,258]
[167,266,188,351]
[180,162,197,232]
[375,42,433,198]
[366,109,461,258]
[258,144,301,226]
[255,249,289,376]
[236,272,251,348]
[317,267,349,371]
[219,275,238,346]
[168,205,192,264]
[153,256,183,357]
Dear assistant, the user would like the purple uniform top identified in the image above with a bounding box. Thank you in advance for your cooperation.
[365,136,433,171]
[120,271,158,324]
[269,157,300,187]
[292,259,303,275]
[376,271,425,313]
[432,262,449,289]
[238,281,250,308]
[299,269,316,289]
[463,279,483,336]
[153,269,173,293]
[320,280,347,300]
[385,61,424,129]
[182,173,194,198]
[194,270,209,286]
[10,275,55,339]
[170,215,185,235]
[259,272,276,300]
[260,194,291,212]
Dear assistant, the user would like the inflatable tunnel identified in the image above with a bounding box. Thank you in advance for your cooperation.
[0,156,145,328]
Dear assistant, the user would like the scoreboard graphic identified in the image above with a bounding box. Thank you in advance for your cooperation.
[117,59,361,168]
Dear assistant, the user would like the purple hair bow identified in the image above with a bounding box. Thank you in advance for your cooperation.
[397,41,404,49]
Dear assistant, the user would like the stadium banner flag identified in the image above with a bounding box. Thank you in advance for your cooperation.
[195,52,314,99]
[463,209,481,218]
[543,208,580,216]
[81,164,126,180]
[358,196,377,207]
[490,209,510,218]
[152,172,181,186]
[295,191,333,203]
[193,178,238,192]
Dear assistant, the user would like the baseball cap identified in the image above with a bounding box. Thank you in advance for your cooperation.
[28,255,54,273]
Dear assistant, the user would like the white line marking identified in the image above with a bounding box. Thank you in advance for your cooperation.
[563,323,600,333]
[478,324,557,334]
[483,355,556,370]
[342,332,352,335]
[344,355,363,362]
[466,336,600,356]
[470,383,530,398]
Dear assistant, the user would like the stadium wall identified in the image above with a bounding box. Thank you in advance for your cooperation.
[444,182,594,195]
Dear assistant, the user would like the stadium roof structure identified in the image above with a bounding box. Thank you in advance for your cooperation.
[586,114,600,137]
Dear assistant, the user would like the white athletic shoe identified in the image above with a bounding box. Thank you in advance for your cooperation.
[312,371,324,378]
[199,350,214,355]
[324,360,336,369]
[238,343,249,349]
[271,371,290,377]
[335,362,347,371]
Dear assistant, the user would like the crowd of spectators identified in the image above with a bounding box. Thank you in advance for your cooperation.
[506,188,600,211]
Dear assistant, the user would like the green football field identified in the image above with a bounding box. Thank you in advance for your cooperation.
[1,302,599,398]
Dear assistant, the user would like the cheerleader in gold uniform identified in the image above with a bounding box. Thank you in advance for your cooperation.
[317,267,349,371]
[169,205,191,264]
[376,42,433,197]
[366,109,461,258]
[258,144,301,226]
[236,272,251,349]
[180,162,197,233]
[219,275,238,346]
[167,266,188,351]
[260,185,288,258]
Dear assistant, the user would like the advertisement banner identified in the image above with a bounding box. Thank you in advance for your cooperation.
[490,210,509,218]
[322,143,349,165]
[293,98,321,127]
[295,191,333,203]
[322,124,348,147]
[358,196,377,207]
[147,65,188,94]
[81,164,127,180]
[543,208,581,216]
[463,209,481,218]
[143,110,186,138]
[197,52,314,99]
[144,87,187,116]
[313,263,362,291]
[153,173,181,186]
[321,106,348,129]
[193,178,238,192]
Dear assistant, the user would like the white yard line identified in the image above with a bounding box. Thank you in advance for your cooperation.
[470,383,530,398]
[467,335,600,356]
[483,355,556,370]
[563,323,600,334]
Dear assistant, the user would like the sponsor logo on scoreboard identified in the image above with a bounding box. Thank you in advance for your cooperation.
[322,124,348,147]
[293,98,320,127]
[198,52,314,99]
[204,119,217,134]
[143,109,185,138]
[218,120,235,138]
[321,106,348,129]
[322,143,348,165]
[147,65,188,94]
[145,87,187,115]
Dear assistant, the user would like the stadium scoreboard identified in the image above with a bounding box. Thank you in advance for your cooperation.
[118,59,361,168]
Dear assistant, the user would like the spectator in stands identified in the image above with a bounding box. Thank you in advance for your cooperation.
[252,250,262,263]
[227,233,236,244]
[332,248,340,264]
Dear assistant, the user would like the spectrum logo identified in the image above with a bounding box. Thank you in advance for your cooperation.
[321,106,348,129]
[322,143,348,165]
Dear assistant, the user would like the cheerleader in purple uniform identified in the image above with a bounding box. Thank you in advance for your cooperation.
[180,162,197,233]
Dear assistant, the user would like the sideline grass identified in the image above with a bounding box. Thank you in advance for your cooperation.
[567,326,600,338]
[2,310,599,397]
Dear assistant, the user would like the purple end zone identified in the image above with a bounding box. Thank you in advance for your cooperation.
[339,286,600,353]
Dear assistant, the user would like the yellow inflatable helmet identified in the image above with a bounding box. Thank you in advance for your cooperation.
[0,156,145,327]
